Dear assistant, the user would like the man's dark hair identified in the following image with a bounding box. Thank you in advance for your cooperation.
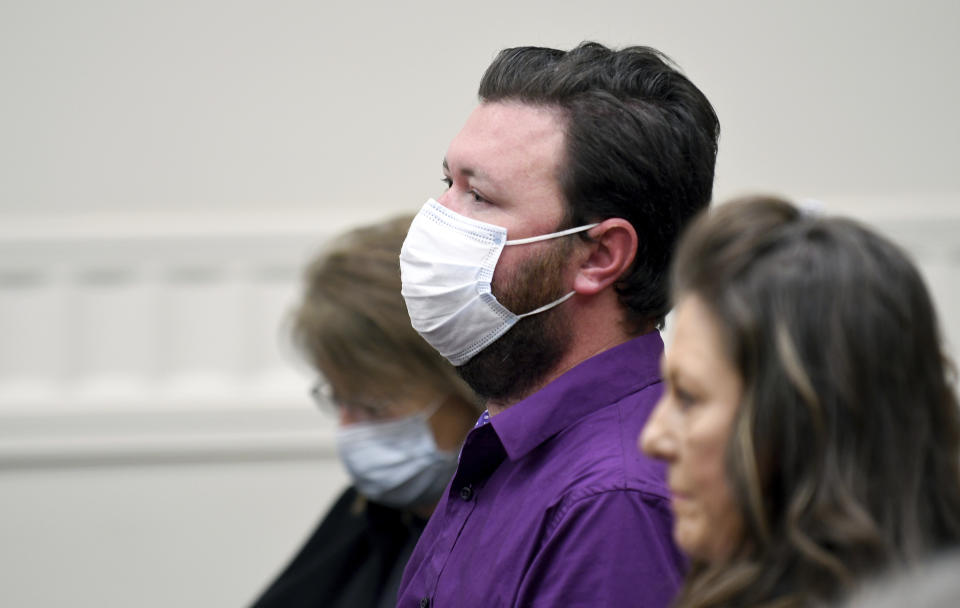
[479,42,720,331]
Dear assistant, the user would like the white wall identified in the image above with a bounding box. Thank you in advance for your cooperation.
[0,228,351,607]
[3,1,958,221]
[1,1,958,607]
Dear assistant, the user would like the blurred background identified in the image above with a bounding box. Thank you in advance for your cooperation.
[1,1,957,606]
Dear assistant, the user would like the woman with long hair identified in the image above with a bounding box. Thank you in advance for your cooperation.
[640,196,960,607]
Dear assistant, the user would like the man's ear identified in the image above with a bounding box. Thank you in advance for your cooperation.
[572,218,638,295]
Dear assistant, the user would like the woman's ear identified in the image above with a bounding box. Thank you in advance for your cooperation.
[573,218,638,295]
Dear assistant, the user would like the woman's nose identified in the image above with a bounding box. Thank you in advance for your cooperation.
[639,398,675,461]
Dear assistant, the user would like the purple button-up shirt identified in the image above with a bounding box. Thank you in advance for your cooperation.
[397,333,684,607]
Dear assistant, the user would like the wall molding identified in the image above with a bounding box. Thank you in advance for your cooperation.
[0,408,339,471]
[0,203,956,469]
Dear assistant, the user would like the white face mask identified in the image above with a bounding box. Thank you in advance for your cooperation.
[336,399,458,509]
[399,198,598,366]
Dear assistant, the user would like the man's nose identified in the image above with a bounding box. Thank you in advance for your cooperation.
[436,189,468,215]
[436,189,455,209]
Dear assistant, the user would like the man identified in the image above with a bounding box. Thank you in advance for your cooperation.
[397,42,719,607]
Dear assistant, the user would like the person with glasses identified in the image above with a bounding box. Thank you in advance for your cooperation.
[251,215,480,608]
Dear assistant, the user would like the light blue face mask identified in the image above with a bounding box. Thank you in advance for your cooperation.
[335,398,458,509]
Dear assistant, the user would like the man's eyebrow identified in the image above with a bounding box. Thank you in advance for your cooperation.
[442,157,479,179]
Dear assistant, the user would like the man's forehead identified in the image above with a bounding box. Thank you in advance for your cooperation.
[465,101,562,132]
[445,101,565,179]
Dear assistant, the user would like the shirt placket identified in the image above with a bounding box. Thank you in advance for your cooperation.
[421,421,506,607]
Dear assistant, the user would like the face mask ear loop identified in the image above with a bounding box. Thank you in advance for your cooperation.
[515,291,576,319]
[504,223,599,246]
[504,223,596,320]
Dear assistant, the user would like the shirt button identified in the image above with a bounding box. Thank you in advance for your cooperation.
[419,598,431,608]
[459,485,474,501]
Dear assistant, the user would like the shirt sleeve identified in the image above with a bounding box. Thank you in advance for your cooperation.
[514,488,686,608]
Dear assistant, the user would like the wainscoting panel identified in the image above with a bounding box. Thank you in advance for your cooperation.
[0,204,957,608]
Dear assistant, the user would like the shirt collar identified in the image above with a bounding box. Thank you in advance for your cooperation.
[489,332,663,462]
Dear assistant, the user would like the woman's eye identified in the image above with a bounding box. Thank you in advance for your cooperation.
[441,176,452,188]
[674,387,697,410]
[363,408,383,420]
[470,190,487,203]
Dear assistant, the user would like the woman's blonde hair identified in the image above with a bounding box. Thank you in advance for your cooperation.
[291,215,478,414]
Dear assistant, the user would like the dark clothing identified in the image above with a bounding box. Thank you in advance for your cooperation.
[251,486,427,608]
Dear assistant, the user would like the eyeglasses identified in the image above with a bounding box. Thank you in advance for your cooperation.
[310,379,390,421]
[310,379,335,406]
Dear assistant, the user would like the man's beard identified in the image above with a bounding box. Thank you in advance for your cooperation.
[456,239,573,403]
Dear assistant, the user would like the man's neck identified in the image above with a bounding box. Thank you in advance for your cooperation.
[485,329,640,417]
